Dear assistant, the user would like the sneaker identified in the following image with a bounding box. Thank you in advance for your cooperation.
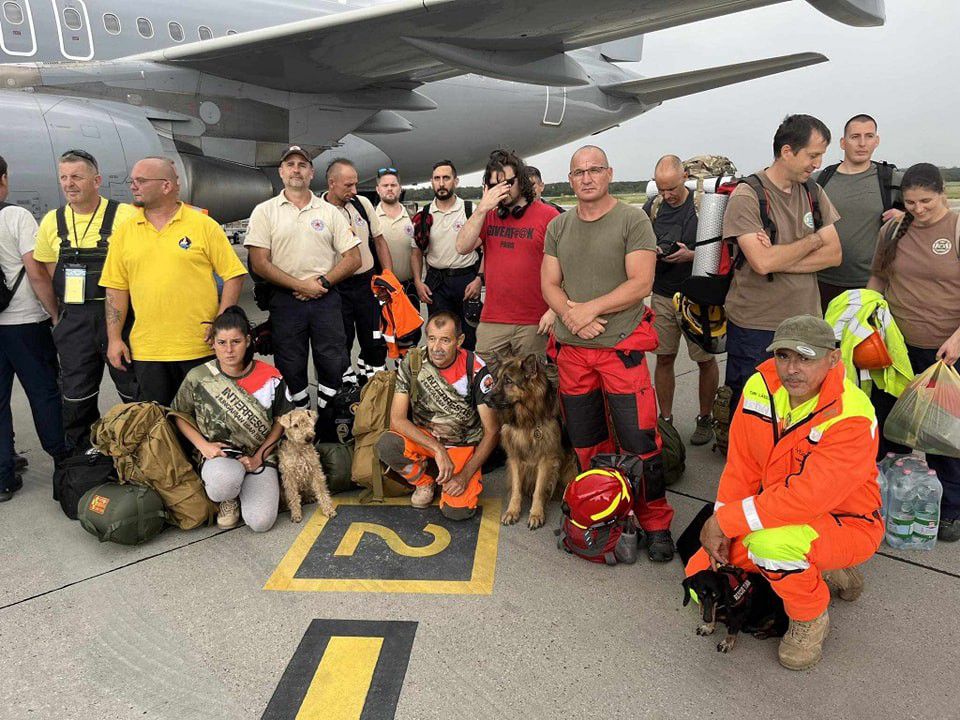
[690,415,715,446]
[411,482,435,509]
[823,567,864,601]
[646,529,675,563]
[778,610,830,670]
[217,499,241,529]
[614,526,639,564]
[938,517,960,543]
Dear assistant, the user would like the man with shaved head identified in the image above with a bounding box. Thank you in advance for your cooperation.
[643,155,719,446]
[542,145,676,562]
[100,156,247,405]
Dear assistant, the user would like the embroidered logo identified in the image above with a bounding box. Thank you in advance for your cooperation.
[480,374,494,394]
[311,218,326,233]
[89,495,110,515]
[932,238,952,256]
[796,344,817,357]
[404,223,414,237]
[454,221,465,232]
[803,211,814,229]
[178,237,192,250]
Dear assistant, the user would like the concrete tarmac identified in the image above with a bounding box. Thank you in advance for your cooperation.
[2,264,959,719]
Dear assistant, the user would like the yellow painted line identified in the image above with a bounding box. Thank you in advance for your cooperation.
[294,636,383,720]
[264,496,501,595]
[334,522,451,558]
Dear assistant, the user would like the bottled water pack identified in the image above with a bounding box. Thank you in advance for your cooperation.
[879,454,942,551]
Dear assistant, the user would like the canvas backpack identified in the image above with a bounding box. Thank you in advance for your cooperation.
[657,418,686,486]
[649,155,738,221]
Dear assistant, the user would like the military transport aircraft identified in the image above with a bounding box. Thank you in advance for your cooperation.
[0,0,884,221]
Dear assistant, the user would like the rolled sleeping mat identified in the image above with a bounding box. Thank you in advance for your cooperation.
[691,193,728,277]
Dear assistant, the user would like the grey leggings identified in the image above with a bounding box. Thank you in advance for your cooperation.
[201,457,279,533]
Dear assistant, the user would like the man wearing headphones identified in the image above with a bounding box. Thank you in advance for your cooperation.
[456,149,559,377]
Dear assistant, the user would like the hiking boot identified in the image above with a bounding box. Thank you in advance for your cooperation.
[411,482,435,509]
[823,567,864,602]
[690,414,715,446]
[440,504,476,521]
[778,610,830,671]
[217,499,241,529]
[614,526,639,564]
[646,529,675,563]
[938,517,960,542]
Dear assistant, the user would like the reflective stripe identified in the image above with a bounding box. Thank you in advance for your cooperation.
[847,318,874,340]
[808,427,823,443]
[289,387,310,402]
[63,390,100,402]
[372,330,382,339]
[742,397,771,418]
[742,496,763,532]
[747,551,810,572]
[317,383,337,397]
[714,500,725,511]
[317,397,329,409]
[383,333,396,343]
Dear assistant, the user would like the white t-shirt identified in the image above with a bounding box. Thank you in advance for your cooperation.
[0,204,46,325]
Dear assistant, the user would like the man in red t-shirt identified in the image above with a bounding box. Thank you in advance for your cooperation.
[456,149,559,375]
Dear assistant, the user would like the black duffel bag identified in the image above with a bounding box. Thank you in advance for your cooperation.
[53,450,117,520]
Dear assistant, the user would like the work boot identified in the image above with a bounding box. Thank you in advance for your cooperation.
[217,499,241,529]
[0,474,23,503]
[646,529,675,563]
[823,567,865,601]
[938,517,960,543]
[690,414,715,446]
[778,610,830,671]
[411,482,435,509]
[14,452,28,471]
[614,525,639,564]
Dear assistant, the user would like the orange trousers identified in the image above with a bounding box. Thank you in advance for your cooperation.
[685,513,882,621]
[381,430,483,511]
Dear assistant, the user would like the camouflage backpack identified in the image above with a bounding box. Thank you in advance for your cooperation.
[650,155,738,220]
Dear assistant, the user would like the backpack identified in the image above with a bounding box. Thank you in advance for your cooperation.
[557,466,635,565]
[315,441,355,493]
[331,380,361,443]
[348,196,383,274]
[657,418,686,486]
[78,482,168,545]
[412,200,473,253]
[53,449,118,520]
[817,160,902,212]
[0,202,26,313]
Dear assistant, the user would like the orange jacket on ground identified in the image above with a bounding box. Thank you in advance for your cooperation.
[714,359,881,539]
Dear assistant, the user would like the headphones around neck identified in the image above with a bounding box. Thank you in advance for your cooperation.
[496,202,529,220]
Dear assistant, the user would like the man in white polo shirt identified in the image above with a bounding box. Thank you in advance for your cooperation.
[245,146,362,439]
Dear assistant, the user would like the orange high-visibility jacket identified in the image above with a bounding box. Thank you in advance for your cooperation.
[714,359,882,539]
[371,269,423,359]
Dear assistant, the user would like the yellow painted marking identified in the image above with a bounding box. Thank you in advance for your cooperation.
[265,496,501,595]
[295,636,383,720]
[334,522,451,558]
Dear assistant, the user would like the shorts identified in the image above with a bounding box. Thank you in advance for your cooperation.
[650,293,712,363]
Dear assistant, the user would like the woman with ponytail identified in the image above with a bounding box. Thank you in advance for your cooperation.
[867,163,960,541]
[169,305,293,531]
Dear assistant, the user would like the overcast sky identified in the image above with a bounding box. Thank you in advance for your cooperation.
[465,0,957,185]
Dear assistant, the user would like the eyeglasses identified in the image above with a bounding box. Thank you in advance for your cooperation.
[569,166,609,181]
[128,177,167,187]
[486,176,517,189]
[377,167,399,178]
[60,149,98,170]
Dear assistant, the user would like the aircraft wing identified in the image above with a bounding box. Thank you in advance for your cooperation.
[129,0,884,94]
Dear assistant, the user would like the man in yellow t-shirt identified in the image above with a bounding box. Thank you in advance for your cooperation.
[99,156,246,406]
[33,149,139,451]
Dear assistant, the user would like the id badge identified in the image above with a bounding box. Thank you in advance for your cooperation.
[63,264,87,304]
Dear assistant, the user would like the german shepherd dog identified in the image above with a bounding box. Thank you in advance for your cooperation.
[489,353,577,529]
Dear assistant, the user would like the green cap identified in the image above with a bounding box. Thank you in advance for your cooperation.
[766,315,838,359]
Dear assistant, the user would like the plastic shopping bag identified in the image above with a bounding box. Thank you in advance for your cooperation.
[884,361,960,458]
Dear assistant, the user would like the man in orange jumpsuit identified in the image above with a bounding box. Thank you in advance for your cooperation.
[687,315,883,670]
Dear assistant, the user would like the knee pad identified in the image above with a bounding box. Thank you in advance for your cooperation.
[606,393,658,456]
[560,390,608,448]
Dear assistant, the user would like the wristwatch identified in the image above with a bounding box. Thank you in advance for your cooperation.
[319,275,332,290]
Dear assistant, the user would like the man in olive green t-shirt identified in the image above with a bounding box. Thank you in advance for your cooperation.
[541,145,675,563]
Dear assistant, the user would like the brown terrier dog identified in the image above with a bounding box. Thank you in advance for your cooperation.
[277,409,337,522]
[490,353,577,529]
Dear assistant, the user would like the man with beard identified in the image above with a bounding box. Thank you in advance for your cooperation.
[245,146,361,436]
[374,167,419,312]
[411,161,480,350]
[100,156,246,406]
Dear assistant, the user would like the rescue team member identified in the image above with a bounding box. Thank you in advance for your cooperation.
[171,306,291,532]
[244,147,361,437]
[689,316,882,670]
[321,158,393,385]
[816,114,903,311]
[33,150,139,452]
[376,311,499,520]
[411,160,481,350]
[643,155,719,446]
[0,155,68,502]
[374,167,420,325]
[100,157,247,406]
[722,114,842,411]
[867,163,960,542]
[456,149,558,376]
[541,145,675,562]
[526,165,565,214]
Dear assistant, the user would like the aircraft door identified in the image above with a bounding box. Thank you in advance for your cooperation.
[0,0,37,56]
[543,86,566,126]
[51,0,93,60]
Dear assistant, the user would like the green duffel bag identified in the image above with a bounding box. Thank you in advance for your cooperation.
[78,483,168,546]
[315,442,356,494]
[658,418,686,486]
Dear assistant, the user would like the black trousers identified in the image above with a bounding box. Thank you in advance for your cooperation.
[338,270,387,378]
[426,267,478,350]
[52,302,138,450]
[270,289,348,439]
[135,357,211,407]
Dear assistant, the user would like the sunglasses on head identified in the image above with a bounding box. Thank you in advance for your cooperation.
[61,149,98,169]
[377,167,399,178]
[486,176,517,189]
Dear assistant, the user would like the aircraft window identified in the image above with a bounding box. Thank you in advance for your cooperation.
[137,17,153,38]
[198,25,212,41]
[103,13,121,35]
[3,2,23,25]
[168,21,184,42]
[226,29,237,35]
[62,7,82,30]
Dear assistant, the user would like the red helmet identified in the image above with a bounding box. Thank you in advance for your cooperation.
[562,468,633,530]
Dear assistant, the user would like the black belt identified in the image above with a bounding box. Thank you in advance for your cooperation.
[428,264,478,278]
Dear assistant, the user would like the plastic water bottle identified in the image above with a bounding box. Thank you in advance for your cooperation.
[876,467,889,522]
[912,471,943,551]
[885,467,916,549]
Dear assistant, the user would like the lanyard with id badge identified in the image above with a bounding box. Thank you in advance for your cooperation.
[54,199,117,304]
